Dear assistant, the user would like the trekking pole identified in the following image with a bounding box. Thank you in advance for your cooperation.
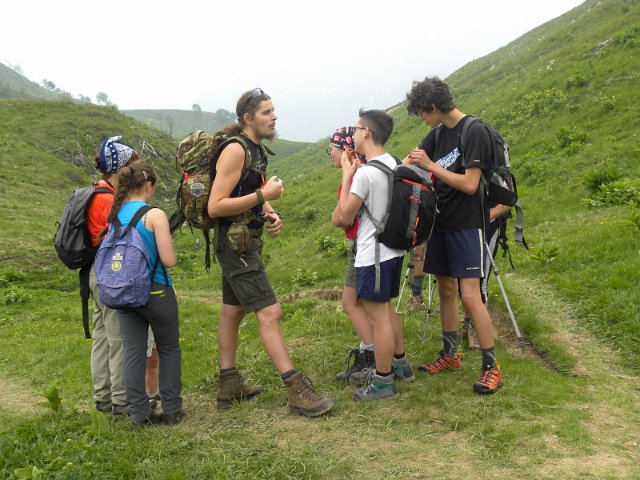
[421,274,437,342]
[484,242,525,345]
[395,256,413,313]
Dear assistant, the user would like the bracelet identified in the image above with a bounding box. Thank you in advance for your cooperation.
[255,188,265,206]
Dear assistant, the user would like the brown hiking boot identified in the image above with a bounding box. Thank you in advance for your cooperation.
[216,368,263,411]
[284,372,335,417]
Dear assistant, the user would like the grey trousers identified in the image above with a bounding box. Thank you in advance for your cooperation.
[118,283,182,422]
[89,265,126,405]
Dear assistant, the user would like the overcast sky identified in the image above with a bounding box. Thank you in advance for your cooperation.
[2,0,584,142]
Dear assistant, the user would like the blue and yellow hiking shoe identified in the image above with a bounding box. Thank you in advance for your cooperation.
[392,356,416,382]
[473,365,503,394]
[353,373,398,401]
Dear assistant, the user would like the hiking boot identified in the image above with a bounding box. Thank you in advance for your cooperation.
[353,373,398,401]
[418,350,463,374]
[131,410,163,429]
[473,365,503,394]
[163,407,186,425]
[216,368,264,411]
[111,403,130,416]
[335,348,365,381]
[407,295,426,311]
[284,372,335,417]
[95,400,112,413]
[349,364,376,386]
[392,357,416,382]
[339,349,375,383]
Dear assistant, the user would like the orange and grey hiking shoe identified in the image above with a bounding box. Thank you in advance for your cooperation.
[418,350,463,374]
[473,365,503,394]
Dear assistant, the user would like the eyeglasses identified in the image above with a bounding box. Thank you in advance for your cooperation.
[325,147,332,156]
[353,125,374,134]
[242,87,264,112]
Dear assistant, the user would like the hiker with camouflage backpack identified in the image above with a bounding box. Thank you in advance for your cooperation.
[207,88,334,417]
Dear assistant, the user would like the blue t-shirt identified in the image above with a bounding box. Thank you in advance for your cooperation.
[115,201,173,286]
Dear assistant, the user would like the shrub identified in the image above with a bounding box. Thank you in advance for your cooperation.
[316,235,338,252]
[566,72,588,90]
[583,178,640,207]
[584,162,621,192]
[1,287,31,305]
[555,126,588,149]
[291,268,319,287]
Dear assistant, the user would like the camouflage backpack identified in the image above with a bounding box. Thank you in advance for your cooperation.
[169,130,272,268]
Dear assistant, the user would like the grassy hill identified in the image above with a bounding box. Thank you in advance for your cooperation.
[1,0,639,478]
[270,0,640,364]
[123,108,312,157]
[0,63,62,100]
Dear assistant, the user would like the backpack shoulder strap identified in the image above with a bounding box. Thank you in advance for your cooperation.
[459,115,492,192]
[93,186,114,195]
[115,205,156,238]
[361,160,394,232]
[212,135,255,182]
[359,159,395,294]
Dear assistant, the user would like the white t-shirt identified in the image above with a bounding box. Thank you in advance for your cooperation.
[350,153,406,267]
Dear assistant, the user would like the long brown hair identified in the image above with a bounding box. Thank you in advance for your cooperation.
[222,88,271,137]
[97,163,157,240]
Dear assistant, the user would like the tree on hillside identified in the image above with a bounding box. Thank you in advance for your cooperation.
[192,103,202,112]
[78,94,92,104]
[96,92,112,106]
[42,79,56,91]
[215,108,235,123]
[9,64,24,76]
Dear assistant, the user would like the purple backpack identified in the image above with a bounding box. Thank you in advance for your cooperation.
[95,205,157,309]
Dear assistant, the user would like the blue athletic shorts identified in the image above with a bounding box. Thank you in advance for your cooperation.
[355,255,403,302]
[424,228,485,278]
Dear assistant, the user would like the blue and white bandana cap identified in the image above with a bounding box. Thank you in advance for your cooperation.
[98,135,134,173]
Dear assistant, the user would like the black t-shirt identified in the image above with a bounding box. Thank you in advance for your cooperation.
[419,116,491,232]
[217,134,268,225]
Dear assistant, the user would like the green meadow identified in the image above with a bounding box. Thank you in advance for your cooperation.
[1,0,639,478]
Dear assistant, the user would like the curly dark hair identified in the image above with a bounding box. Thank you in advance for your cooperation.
[406,76,456,115]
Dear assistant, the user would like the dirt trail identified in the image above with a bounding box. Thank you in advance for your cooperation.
[0,376,44,417]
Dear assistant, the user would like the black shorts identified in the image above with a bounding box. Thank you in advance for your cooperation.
[425,228,485,278]
[215,225,277,312]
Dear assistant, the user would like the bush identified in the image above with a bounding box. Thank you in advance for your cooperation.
[555,126,588,149]
[566,72,588,90]
[582,178,640,207]
[1,287,31,305]
[584,162,621,192]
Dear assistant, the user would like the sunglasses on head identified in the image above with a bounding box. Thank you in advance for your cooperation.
[242,87,265,111]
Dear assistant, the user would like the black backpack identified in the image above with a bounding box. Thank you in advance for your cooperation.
[54,185,114,338]
[437,116,527,251]
[360,158,437,292]
[54,185,113,269]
